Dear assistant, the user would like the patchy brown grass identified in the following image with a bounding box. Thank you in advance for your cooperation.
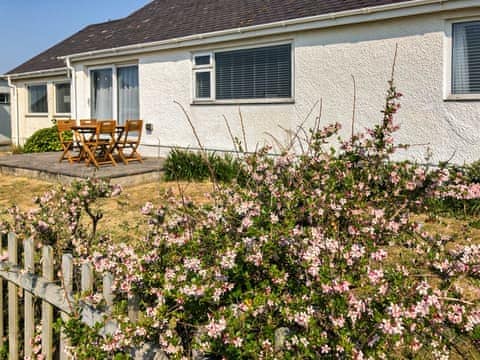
[0,174,214,240]
[0,175,52,211]
[97,180,214,240]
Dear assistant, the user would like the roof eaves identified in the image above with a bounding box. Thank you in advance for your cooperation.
[5,67,68,80]
[61,0,450,62]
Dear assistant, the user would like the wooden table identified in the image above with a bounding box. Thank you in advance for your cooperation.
[72,125,125,167]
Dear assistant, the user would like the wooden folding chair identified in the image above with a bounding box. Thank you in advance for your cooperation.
[86,120,117,167]
[79,119,97,126]
[57,119,78,163]
[117,120,144,165]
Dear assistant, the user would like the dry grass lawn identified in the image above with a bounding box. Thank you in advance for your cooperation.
[0,174,214,240]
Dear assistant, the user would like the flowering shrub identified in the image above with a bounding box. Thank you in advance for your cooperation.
[1,178,122,257]
[4,78,480,359]
[428,168,480,218]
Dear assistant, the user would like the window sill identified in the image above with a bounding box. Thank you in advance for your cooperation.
[192,98,295,105]
[54,113,72,118]
[444,94,480,101]
[26,113,49,117]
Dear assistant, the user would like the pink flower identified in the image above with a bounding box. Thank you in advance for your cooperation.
[367,268,384,284]
[141,202,153,215]
[205,317,226,339]
[371,249,388,261]
[321,345,331,354]
[294,311,311,328]
[330,315,345,328]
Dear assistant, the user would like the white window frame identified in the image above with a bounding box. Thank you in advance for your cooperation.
[192,52,214,101]
[88,63,139,121]
[191,41,295,104]
[27,83,48,115]
[444,17,480,101]
[53,81,72,116]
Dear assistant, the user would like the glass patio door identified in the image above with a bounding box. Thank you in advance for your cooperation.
[117,66,139,125]
[91,68,113,120]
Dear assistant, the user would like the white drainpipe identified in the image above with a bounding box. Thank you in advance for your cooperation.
[6,76,20,146]
[65,57,77,121]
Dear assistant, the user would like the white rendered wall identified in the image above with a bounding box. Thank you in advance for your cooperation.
[73,9,480,164]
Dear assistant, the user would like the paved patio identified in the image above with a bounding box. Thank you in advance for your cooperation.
[0,152,165,186]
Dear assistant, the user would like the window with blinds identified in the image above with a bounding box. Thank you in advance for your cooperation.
[452,21,480,94]
[192,44,293,102]
[215,44,292,100]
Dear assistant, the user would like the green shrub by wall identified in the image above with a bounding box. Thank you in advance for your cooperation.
[23,126,72,153]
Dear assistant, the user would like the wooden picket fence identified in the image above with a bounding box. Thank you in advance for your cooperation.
[0,232,164,360]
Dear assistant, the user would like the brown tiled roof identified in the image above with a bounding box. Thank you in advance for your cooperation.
[7,0,415,75]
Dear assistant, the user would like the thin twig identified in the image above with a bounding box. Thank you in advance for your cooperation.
[175,181,194,241]
[174,101,218,191]
[264,132,286,153]
[391,43,399,81]
[223,115,239,156]
[289,100,319,152]
[238,107,249,153]
[444,150,457,166]
[351,75,357,138]
[440,297,475,306]
[407,142,431,148]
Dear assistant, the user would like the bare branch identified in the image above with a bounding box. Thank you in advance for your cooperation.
[351,75,357,138]
[238,107,249,153]
[223,115,239,156]
[174,100,218,190]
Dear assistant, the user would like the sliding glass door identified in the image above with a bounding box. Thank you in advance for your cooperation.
[91,68,113,120]
[118,66,139,124]
[90,65,139,124]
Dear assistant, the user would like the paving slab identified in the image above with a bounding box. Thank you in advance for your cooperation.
[0,152,164,186]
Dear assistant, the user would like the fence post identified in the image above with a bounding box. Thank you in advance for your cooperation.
[81,263,93,294]
[24,238,35,359]
[0,233,5,349]
[7,233,18,360]
[103,273,114,315]
[128,295,140,323]
[42,246,54,360]
[60,254,73,360]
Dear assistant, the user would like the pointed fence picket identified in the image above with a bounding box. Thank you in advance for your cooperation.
[0,232,164,359]
[24,238,35,359]
[8,233,19,360]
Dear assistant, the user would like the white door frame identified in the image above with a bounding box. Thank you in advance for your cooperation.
[89,64,139,121]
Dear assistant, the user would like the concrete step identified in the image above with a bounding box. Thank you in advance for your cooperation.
[0,145,11,153]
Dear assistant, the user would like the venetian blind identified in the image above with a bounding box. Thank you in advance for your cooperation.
[452,21,480,94]
[215,44,292,100]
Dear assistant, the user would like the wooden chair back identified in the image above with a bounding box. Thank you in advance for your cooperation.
[98,120,117,135]
[79,119,97,126]
[57,119,76,133]
[56,119,78,163]
[123,120,143,143]
[117,119,144,164]
[81,120,117,168]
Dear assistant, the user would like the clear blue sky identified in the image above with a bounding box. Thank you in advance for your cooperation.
[0,0,150,74]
